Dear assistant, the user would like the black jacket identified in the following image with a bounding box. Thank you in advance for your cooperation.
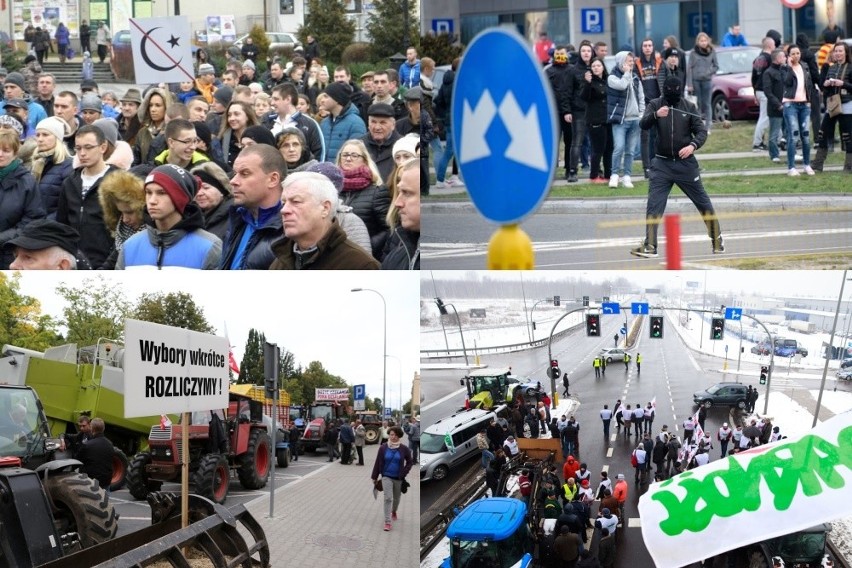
[240,43,259,62]
[339,182,390,259]
[640,97,707,159]
[0,164,46,268]
[783,63,814,102]
[380,226,419,270]
[547,62,574,115]
[752,51,772,92]
[202,195,233,242]
[36,156,73,219]
[361,131,402,184]
[580,75,609,125]
[570,59,593,114]
[763,63,786,117]
[78,434,114,490]
[56,165,117,268]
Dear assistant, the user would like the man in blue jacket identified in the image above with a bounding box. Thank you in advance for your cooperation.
[319,82,366,163]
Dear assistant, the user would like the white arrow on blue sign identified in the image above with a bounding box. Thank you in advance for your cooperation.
[620,327,628,335]
[602,303,620,314]
[725,307,743,320]
[631,302,649,315]
[452,27,557,224]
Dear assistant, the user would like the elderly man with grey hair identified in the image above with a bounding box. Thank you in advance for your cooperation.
[269,172,379,269]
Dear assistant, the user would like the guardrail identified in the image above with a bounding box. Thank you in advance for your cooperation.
[421,321,583,358]
[420,461,486,562]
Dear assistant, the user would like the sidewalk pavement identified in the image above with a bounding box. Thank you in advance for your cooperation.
[244,442,418,566]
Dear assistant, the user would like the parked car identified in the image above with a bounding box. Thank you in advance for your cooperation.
[420,406,505,482]
[693,382,749,409]
[836,368,852,381]
[710,46,761,122]
[232,32,300,53]
[841,358,852,369]
[751,343,771,355]
[598,348,630,364]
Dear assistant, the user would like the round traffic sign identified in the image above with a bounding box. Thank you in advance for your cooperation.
[620,327,627,335]
[781,0,808,8]
[452,27,558,224]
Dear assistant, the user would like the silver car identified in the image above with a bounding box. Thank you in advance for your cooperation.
[599,348,630,364]
[420,407,501,482]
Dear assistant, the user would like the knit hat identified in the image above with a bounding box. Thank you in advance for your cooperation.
[23,54,37,65]
[4,72,26,92]
[93,118,119,146]
[662,47,680,60]
[0,68,7,77]
[241,125,276,147]
[198,63,215,76]
[80,79,99,92]
[192,120,212,149]
[0,114,24,138]
[36,116,68,140]
[242,59,255,70]
[80,94,103,113]
[120,88,143,104]
[192,163,232,197]
[392,134,419,159]
[307,161,344,193]
[145,164,199,214]
[617,473,625,480]
[324,82,352,106]
[602,508,611,516]
[213,85,233,106]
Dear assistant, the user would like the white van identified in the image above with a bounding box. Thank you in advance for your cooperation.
[420,406,505,482]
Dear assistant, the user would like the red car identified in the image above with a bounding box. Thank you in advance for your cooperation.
[710,46,761,122]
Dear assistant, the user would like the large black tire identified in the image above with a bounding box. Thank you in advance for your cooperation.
[238,429,271,490]
[126,452,161,500]
[110,447,129,492]
[43,472,117,550]
[364,426,380,445]
[277,448,290,468]
[194,454,229,504]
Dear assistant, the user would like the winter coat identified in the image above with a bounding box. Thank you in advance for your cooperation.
[116,205,222,269]
[336,208,371,254]
[219,203,283,270]
[55,165,118,268]
[0,163,46,268]
[320,103,367,163]
[240,43,259,62]
[399,60,421,90]
[783,63,814,102]
[370,442,413,481]
[640,95,707,158]
[361,130,402,184]
[78,434,114,490]
[658,63,687,98]
[687,46,719,89]
[607,53,645,124]
[824,62,852,105]
[380,226,419,270]
[339,182,390,259]
[23,60,43,94]
[763,63,786,117]
[55,25,70,46]
[581,74,609,125]
[570,58,593,114]
[34,29,51,53]
[752,51,772,92]
[34,155,73,219]
[201,195,234,242]
[547,61,575,116]
[636,52,663,101]
[268,219,381,270]
[433,69,455,125]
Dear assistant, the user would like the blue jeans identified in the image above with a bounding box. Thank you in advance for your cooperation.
[481,449,494,469]
[783,102,811,169]
[435,125,454,183]
[693,79,713,131]
[768,116,784,160]
[612,119,640,177]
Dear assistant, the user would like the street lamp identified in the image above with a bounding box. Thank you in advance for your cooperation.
[351,288,387,418]
[386,354,402,414]
[435,298,469,365]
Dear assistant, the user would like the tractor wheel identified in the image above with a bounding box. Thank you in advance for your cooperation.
[110,447,129,492]
[277,448,290,468]
[238,429,271,490]
[364,426,380,445]
[126,452,161,500]
[43,472,117,552]
[194,454,229,504]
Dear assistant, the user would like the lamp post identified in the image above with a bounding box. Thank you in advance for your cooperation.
[351,288,387,418]
[435,298,468,365]
[386,354,402,415]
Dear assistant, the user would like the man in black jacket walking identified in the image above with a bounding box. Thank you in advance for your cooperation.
[547,46,574,182]
[77,418,114,498]
[763,49,788,165]
[631,75,723,258]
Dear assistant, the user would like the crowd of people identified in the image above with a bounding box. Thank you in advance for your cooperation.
[0,43,424,270]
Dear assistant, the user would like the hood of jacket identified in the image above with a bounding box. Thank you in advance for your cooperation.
[98,169,145,233]
[614,51,631,69]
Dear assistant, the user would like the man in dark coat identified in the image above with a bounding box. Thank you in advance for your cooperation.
[77,418,114,496]
[762,49,787,164]
[339,419,355,464]
[553,525,582,567]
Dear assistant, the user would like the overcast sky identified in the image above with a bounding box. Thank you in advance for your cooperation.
[10,272,420,410]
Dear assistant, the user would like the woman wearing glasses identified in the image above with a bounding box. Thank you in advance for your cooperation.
[0,128,46,269]
[335,139,389,259]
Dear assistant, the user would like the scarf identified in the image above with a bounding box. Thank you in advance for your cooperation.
[31,150,54,181]
[342,165,373,191]
[115,220,141,249]
[387,438,401,449]
[0,159,21,182]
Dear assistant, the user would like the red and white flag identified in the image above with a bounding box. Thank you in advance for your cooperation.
[224,322,240,376]
[160,414,172,429]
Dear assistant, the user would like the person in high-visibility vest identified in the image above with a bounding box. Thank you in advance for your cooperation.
[636,353,642,373]
[592,357,601,378]
[623,352,630,370]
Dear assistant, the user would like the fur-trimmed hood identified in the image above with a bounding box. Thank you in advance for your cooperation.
[98,169,146,235]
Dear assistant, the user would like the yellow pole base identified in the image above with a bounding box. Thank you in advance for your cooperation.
[487,224,534,269]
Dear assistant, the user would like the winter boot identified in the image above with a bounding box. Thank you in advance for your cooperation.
[811,147,828,172]
[845,152,852,173]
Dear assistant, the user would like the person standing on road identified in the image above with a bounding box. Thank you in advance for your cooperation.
[60,415,91,457]
[563,416,580,457]
[697,405,707,432]
[476,429,493,469]
[371,426,413,532]
[600,404,612,438]
[631,74,723,258]
[600,355,607,375]
[592,357,601,378]
[77,418,114,500]
[621,404,632,437]
[289,422,300,462]
[353,419,366,465]
[623,352,630,371]
[636,353,642,374]
[553,525,583,568]
[563,372,571,396]
[652,432,668,476]
[643,402,654,434]
[598,527,616,568]
[632,443,647,484]
[632,405,644,438]
[683,415,696,444]
[613,334,618,348]
[613,399,623,432]
[403,415,419,461]
[717,422,732,457]
[612,474,628,524]
[324,421,339,462]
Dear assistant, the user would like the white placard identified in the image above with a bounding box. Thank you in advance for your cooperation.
[129,17,195,85]
[124,319,230,418]
[315,388,350,401]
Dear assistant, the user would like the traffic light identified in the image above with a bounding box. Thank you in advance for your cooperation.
[263,342,280,399]
[650,316,664,338]
[583,295,589,307]
[760,366,769,385]
[711,317,725,340]
[550,359,560,380]
[435,298,448,315]
[586,314,600,336]
[554,295,560,307]
[602,296,610,303]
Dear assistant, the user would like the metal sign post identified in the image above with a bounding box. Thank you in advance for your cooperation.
[263,342,280,518]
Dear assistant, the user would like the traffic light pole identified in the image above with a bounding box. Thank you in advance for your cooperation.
[546,306,593,410]
[529,299,548,342]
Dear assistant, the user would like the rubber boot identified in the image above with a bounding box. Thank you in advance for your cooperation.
[811,147,828,172]
[845,152,852,173]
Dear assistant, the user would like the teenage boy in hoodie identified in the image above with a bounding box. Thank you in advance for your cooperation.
[637,38,662,178]
[116,163,221,269]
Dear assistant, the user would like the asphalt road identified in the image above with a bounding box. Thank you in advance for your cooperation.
[420,315,846,568]
[421,203,852,269]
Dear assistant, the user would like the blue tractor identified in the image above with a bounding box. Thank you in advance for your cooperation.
[441,497,535,568]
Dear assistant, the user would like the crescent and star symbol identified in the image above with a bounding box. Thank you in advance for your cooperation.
[139,26,182,72]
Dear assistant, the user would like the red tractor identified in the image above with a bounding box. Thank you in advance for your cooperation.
[126,393,271,504]
[299,400,349,453]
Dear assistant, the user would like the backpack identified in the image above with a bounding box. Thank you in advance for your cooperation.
[630,451,638,467]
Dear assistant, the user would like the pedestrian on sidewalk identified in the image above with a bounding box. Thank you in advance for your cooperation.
[289,423,300,462]
[339,419,355,464]
[371,426,413,532]
[403,415,419,461]
[354,419,366,465]
[563,372,571,396]
[324,422,339,462]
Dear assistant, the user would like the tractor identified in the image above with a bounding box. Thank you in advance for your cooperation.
[300,400,348,453]
[461,368,541,410]
[354,411,383,444]
[126,392,272,504]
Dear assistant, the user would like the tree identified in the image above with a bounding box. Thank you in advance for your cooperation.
[286,361,349,406]
[56,277,130,346]
[365,0,419,61]
[420,32,464,66]
[132,292,215,334]
[0,273,61,350]
[238,328,265,386]
[298,0,355,64]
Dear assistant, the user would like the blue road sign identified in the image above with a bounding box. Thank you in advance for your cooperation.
[620,327,628,335]
[631,302,649,315]
[452,28,557,224]
[725,307,743,320]
[581,8,604,33]
[354,384,366,400]
[602,302,620,314]
[725,345,729,353]
[432,19,453,34]
[384,407,392,418]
